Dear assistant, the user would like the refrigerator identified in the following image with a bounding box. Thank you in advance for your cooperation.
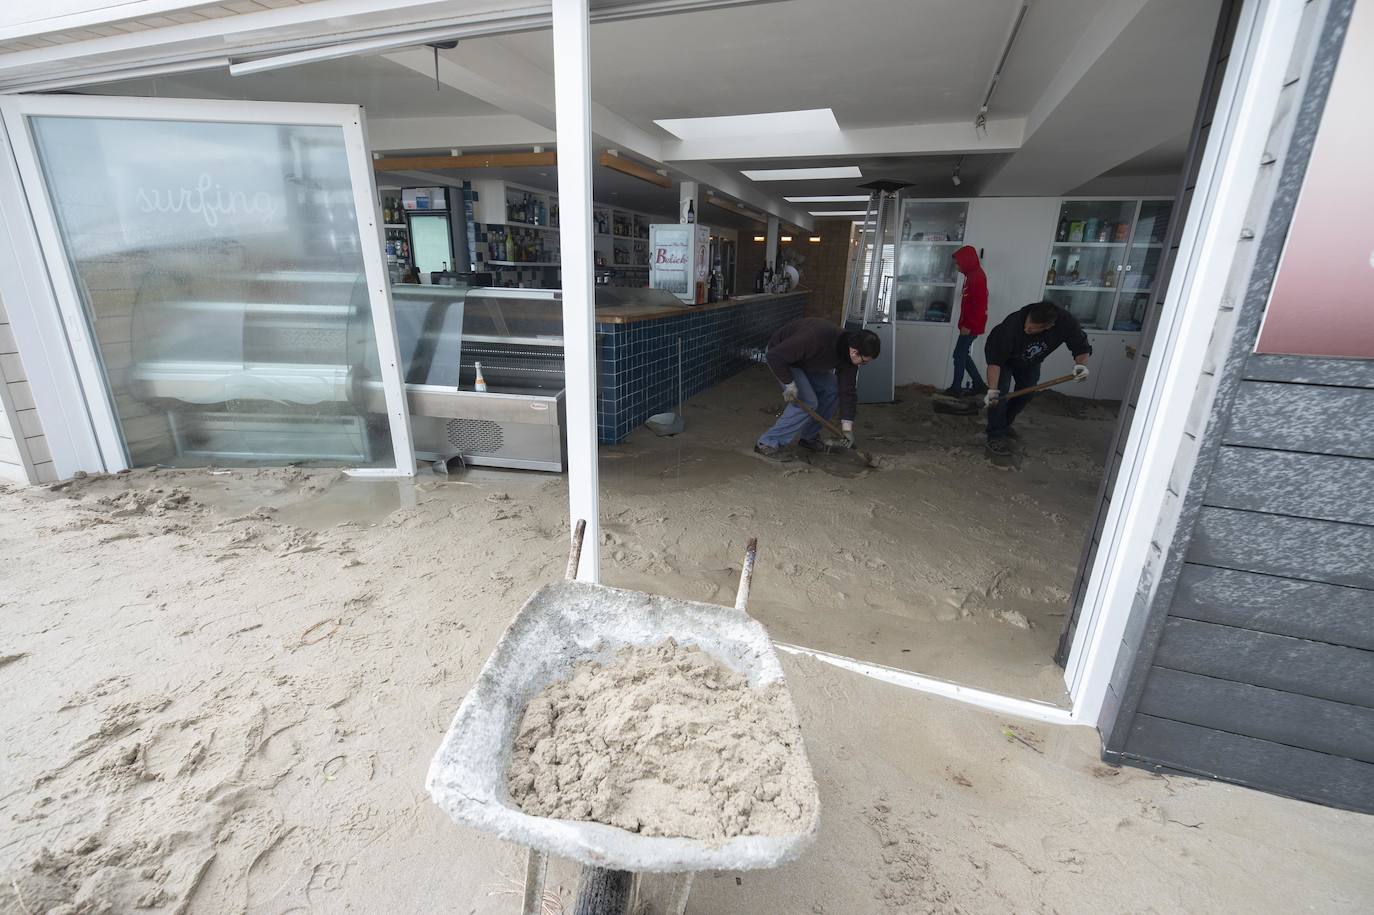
[649,223,711,304]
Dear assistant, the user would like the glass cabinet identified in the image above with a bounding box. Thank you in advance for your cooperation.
[893,200,967,322]
[1042,198,1173,330]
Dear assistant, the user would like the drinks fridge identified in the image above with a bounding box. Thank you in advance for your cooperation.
[649,223,711,304]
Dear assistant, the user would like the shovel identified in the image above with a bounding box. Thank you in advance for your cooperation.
[931,372,1080,415]
[790,398,877,468]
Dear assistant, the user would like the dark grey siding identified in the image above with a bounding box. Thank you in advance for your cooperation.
[1101,0,1374,814]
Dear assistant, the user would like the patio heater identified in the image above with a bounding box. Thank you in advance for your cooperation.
[843,179,910,404]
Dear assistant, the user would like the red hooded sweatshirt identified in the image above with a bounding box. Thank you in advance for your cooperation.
[952,245,988,335]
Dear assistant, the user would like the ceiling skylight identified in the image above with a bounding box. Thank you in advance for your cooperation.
[809,210,870,217]
[742,166,863,182]
[655,108,840,140]
[784,195,870,203]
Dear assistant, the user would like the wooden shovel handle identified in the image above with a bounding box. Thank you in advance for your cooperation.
[790,397,849,439]
[1004,372,1079,401]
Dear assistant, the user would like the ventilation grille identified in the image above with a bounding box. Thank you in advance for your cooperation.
[446,418,504,453]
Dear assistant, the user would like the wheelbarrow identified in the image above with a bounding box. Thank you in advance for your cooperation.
[426,521,820,914]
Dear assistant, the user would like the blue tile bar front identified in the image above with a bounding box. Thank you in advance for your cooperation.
[594,292,807,444]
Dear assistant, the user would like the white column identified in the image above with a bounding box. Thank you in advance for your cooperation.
[679,180,698,223]
[765,215,780,270]
[552,0,600,583]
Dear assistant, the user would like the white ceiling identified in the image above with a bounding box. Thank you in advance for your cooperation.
[494,0,1104,129]
[88,0,1213,212]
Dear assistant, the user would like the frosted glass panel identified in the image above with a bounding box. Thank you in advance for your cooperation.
[410,213,452,274]
[29,116,396,468]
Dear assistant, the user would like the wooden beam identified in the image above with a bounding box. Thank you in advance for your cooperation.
[597,152,672,188]
[704,193,765,224]
[372,151,557,172]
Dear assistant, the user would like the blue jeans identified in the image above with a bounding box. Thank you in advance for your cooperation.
[758,369,839,447]
[950,333,984,391]
[986,363,1041,440]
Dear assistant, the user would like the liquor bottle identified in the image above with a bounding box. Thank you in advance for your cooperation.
[1097,224,1110,243]
[1046,258,1057,286]
[1056,217,1069,242]
[506,230,516,262]
[902,218,911,241]
[1068,221,1084,242]
[1084,218,1098,243]
[1104,263,1116,288]
[1069,259,1080,282]
[474,362,488,393]
[686,200,695,224]
[955,220,965,241]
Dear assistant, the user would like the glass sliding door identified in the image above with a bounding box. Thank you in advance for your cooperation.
[0,95,413,474]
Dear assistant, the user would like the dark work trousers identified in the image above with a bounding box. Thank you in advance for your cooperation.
[950,333,984,391]
[986,362,1041,440]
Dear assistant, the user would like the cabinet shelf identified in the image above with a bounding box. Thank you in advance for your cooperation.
[1046,284,1117,292]
[1052,241,1127,248]
[383,223,409,230]
[497,220,558,230]
[487,260,561,267]
[896,280,956,287]
[901,240,965,246]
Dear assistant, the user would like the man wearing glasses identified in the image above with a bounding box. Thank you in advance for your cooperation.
[755,317,882,461]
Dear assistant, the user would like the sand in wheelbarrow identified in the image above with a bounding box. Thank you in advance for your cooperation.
[506,639,817,842]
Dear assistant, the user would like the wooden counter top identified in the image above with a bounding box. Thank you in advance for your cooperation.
[594,290,807,325]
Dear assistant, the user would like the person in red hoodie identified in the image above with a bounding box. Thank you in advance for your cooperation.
[943,245,989,397]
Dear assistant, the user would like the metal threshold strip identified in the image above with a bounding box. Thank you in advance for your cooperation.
[1,0,788,94]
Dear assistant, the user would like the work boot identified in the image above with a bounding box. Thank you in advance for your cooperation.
[797,437,828,453]
[986,437,1013,456]
[754,442,795,462]
[940,385,963,397]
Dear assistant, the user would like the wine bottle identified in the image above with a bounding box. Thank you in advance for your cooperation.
[474,361,488,393]
[1056,217,1069,242]
[1046,258,1057,286]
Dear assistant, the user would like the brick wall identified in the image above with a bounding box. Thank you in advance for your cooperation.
[735,218,853,323]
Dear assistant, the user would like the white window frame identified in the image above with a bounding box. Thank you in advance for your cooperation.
[0,93,415,477]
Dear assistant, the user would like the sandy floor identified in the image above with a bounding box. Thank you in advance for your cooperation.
[3,368,1372,913]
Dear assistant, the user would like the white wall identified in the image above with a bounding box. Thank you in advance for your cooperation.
[0,292,51,484]
[895,196,1059,389]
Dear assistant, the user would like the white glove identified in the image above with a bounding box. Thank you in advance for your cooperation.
[782,381,799,403]
[1072,364,1090,382]
[984,389,1001,408]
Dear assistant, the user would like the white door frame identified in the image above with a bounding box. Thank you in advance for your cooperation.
[0,93,415,476]
[1061,0,1305,724]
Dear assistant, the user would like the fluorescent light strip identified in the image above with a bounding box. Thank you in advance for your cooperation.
[742,166,862,182]
[655,108,839,140]
[810,210,869,217]
[784,195,870,203]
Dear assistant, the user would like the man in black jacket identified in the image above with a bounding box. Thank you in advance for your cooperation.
[756,318,881,461]
[982,301,1092,453]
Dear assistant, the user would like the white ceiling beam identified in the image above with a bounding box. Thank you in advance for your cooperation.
[660,117,1025,162]
[383,41,814,229]
[367,114,555,153]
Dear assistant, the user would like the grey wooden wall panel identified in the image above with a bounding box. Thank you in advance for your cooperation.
[1122,715,1374,813]
[1172,564,1374,651]
[1187,506,1374,590]
[1155,618,1374,708]
[1244,353,1374,388]
[1205,447,1374,525]
[1138,667,1374,764]
[1223,381,1374,459]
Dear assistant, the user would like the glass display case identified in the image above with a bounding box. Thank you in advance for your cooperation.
[1042,199,1172,330]
[893,200,967,322]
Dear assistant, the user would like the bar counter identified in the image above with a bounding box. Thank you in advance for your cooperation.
[595,291,807,443]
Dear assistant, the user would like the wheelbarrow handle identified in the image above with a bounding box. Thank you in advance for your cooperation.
[566,519,587,580]
[735,537,759,612]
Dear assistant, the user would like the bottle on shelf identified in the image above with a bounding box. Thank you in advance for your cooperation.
[474,361,488,393]
[1069,259,1080,282]
[955,220,965,241]
[1104,263,1117,288]
[506,229,516,262]
[1046,258,1057,286]
[1056,217,1069,242]
[902,218,911,241]
[685,200,695,224]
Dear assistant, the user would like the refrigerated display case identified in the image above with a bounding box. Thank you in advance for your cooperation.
[1041,198,1173,331]
[649,223,711,304]
[893,200,967,323]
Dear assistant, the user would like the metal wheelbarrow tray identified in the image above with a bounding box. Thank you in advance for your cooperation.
[425,534,820,876]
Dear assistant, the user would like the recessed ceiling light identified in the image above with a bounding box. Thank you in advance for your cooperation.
[655,108,839,140]
[742,166,863,182]
[809,210,869,217]
[783,195,870,203]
